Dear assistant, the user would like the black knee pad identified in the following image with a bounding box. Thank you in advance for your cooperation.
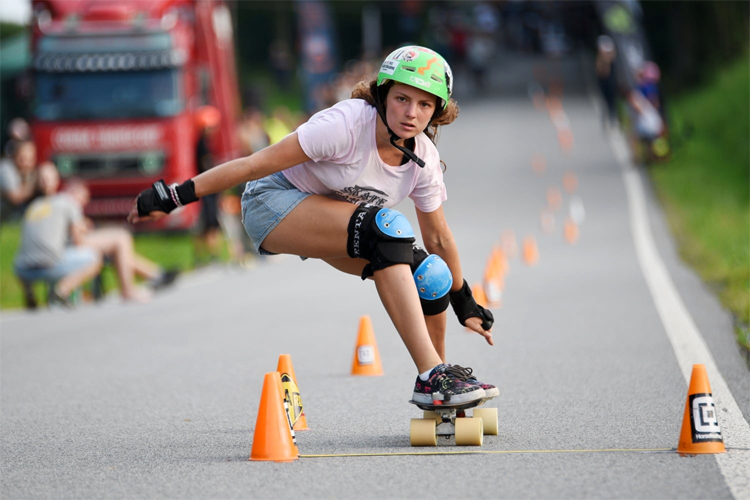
[347,206,416,277]
[411,246,452,315]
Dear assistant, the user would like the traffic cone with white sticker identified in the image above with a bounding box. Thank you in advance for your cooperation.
[483,253,504,309]
[351,315,383,376]
[276,354,309,431]
[471,283,488,309]
[677,364,726,456]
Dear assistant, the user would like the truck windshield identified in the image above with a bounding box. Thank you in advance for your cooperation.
[34,69,182,121]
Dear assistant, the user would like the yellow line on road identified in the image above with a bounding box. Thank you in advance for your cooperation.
[301,448,674,458]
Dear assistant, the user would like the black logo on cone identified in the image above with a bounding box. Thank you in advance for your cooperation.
[689,393,723,443]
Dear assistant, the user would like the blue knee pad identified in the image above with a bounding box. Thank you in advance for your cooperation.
[411,246,453,315]
[347,206,416,278]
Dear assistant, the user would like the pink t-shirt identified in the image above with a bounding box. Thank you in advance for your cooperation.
[283,99,447,213]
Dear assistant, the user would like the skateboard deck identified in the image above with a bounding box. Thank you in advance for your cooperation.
[409,395,498,447]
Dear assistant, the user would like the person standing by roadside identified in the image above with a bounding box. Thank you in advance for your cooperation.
[595,35,618,129]
[194,106,223,265]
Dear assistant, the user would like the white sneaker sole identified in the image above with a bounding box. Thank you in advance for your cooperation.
[411,388,487,405]
[482,387,500,398]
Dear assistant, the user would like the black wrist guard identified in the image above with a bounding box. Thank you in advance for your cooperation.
[449,279,494,330]
[137,179,198,217]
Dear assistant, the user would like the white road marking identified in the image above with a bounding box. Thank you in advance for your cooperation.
[611,131,750,499]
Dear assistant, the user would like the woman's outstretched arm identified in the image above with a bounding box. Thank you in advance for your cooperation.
[192,132,309,197]
[128,133,310,223]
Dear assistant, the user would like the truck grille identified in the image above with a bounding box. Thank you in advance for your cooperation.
[53,151,165,179]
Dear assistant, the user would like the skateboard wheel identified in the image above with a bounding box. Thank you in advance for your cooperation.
[455,418,483,446]
[410,418,437,447]
[423,410,440,421]
[473,408,498,436]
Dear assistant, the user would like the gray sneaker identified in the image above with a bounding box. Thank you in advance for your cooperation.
[451,365,499,398]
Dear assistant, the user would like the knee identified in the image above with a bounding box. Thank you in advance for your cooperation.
[411,246,452,315]
[347,206,416,275]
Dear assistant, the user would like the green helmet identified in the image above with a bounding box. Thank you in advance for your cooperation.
[376,46,453,110]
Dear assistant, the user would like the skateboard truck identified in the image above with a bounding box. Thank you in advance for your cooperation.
[409,396,498,447]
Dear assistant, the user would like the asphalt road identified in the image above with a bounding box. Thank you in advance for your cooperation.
[2,51,749,499]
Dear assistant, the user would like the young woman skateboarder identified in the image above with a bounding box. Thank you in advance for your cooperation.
[128,46,498,405]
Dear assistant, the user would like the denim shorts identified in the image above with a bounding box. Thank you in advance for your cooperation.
[241,172,311,255]
[14,247,99,283]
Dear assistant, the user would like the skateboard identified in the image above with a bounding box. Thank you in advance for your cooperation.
[409,396,498,447]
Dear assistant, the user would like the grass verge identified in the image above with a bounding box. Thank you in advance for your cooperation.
[0,225,209,309]
[649,54,750,353]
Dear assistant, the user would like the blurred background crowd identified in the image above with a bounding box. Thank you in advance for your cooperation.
[0,0,747,316]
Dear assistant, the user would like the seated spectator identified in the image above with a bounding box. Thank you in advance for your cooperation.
[14,164,102,308]
[14,166,179,307]
[1,140,39,222]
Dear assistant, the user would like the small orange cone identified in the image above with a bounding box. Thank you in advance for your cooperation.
[276,354,309,431]
[563,171,578,193]
[491,246,508,277]
[483,265,503,309]
[351,316,383,376]
[522,237,539,266]
[677,364,726,456]
[501,231,518,259]
[471,283,488,309]
[547,186,563,212]
[564,218,579,244]
[540,208,556,234]
[250,372,299,462]
[558,128,574,153]
[531,153,547,175]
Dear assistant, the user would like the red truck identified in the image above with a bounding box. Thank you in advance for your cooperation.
[30,0,242,230]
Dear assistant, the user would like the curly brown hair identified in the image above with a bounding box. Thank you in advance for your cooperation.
[350,79,459,146]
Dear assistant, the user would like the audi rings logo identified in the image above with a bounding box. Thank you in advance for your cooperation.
[409,76,431,88]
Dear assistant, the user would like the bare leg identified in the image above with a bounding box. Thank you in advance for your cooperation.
[425,312,447,362]
[325,256,448,367]
[263,196,443,373]
[373,265,444,372]
[55,254,103,297]
[81,228,150,301]
[201,228,222,260]
[132,254,161,280]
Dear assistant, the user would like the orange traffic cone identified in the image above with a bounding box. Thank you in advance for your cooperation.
[276,354,309,431]
[540,208,556,234]
[558,128,574,153]
[547,186,563,212]
[563,171,578,193]
[351,316,383,376]
[522,237,539,266]
[531,153,547,175]
[471,283,488,309]
[677,364,726,456]
[491,246,508,277]
[501,231,518,259]
[483,255,503,309]
[564,218,579,244]
[250,372,299,462]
